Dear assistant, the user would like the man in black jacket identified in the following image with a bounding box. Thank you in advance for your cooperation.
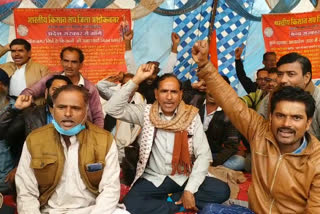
[199,77,244,170]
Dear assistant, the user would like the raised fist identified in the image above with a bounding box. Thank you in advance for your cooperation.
[14,95,32,110]
[132,64,156,85]
[235,46,244,60]
[192,40,209,68]
[171,32,180,46]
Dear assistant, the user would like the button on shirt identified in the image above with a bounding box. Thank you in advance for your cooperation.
[9,64,27,96]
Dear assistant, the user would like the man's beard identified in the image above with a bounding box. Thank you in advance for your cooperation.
[46,94,53,108]
[0,90,7,109]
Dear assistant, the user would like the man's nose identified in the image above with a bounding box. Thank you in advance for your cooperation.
[64,107,72,117]
[283,117,292,127]
[279,75,289,86]
[66,61,72,67]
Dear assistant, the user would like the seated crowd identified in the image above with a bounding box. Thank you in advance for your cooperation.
[0,33,319,214]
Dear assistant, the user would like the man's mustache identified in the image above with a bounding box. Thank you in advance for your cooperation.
[277,127,296,135]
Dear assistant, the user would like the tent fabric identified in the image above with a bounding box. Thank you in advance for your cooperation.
[131,0,174,70]
[173,0,214,82]
[154,0,207,16]
[0,1,21,22]
[0,0,319,90]
[214,0,253,90]
[226,0,302,21]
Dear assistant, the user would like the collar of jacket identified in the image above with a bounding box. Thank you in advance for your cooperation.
[13,58,32,70]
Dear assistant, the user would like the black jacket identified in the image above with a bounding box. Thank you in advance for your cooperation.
[0,105,47,164]
[199,104,240,166]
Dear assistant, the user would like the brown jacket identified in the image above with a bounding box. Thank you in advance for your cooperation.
[0,44,9,57]
[198,62,320,214]
[0,59,49,88]
[26,122,113,206]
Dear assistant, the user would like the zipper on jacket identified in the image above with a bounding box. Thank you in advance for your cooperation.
[269,155,283,214]
[269,199,275,214]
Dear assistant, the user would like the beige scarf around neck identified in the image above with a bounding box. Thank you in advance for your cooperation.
[149,100,199,175]
[149,100,199,132]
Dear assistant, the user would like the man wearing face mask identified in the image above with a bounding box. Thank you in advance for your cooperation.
[15,84,127,214]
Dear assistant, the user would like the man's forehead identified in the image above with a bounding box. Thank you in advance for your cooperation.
[257,70,268,77]
[62,50,80,60]
[55,90,83,101]
[158,78,180,89]
[51,79,68,88]
[11,45,27,51]
[274,100,307,114]
[277,62,303,72]
[266,54,276,60]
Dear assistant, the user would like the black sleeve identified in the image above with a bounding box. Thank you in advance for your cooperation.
[235,59,257,93]
[7,113,26,166]
[210,112,241,166]
[0,106,20,139]
[0,106,25,166]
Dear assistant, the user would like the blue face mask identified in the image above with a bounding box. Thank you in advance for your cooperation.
[52,119,85,136]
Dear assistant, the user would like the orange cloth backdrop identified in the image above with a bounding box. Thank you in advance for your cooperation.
[14,8,131,83]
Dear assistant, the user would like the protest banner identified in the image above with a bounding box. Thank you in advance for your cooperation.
[14,8,131,83]
[262,11,320,78]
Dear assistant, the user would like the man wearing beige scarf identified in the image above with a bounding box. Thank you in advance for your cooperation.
[105,64,230,214]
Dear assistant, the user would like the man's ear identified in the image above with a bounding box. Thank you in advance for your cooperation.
[154,88,158,101]
[303,72,311,87]
[179,89,183,101]
[306,118,312,131]
[268,112,273,127]
[45,88,48,99]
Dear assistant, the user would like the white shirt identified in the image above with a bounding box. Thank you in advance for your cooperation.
[203,102,222,132]
[9,64,27,96]
[16,135,128,214]
[61,72,85,86]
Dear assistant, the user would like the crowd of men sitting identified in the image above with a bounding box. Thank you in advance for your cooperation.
[0,32,319,214]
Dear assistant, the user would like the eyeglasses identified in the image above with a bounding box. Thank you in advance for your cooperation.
[256,77,268,82]
[265,78,277,83]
